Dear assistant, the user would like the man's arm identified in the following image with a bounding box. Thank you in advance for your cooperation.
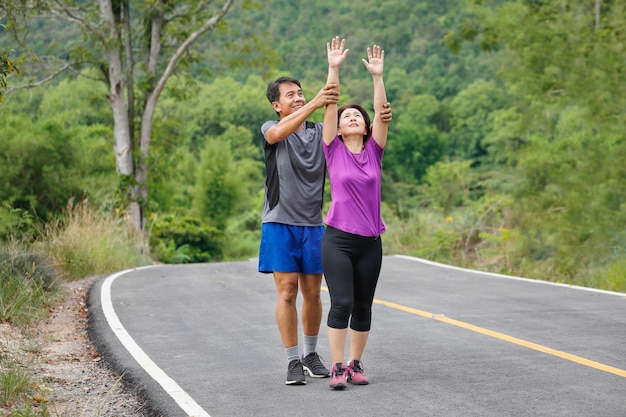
[265,83,339,144]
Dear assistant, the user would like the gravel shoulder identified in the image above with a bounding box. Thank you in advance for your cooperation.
[1,276,149,416]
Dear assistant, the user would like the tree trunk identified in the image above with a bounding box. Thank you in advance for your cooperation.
[132,0,235,231]
[101,0,235,232]
[97,0,138,230]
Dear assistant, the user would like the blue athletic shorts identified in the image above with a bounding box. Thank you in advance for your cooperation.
[258,223,324,274]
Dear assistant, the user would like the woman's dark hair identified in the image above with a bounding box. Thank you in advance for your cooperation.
[266,77,302,104]
[337,104,372,144]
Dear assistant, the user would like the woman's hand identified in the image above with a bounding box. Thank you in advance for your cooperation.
[362,44,384,77]
[327,36,349,69]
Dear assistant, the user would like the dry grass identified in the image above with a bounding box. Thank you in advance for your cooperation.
[34,199,152,281]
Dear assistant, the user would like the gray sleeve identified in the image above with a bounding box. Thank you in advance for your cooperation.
[261,120,278,138]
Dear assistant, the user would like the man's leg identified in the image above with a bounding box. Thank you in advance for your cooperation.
[299,273,330,377]
[273,272,306,385]
[273,271,300,348]
[299,273,323,338]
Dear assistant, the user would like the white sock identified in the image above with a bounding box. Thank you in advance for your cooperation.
[286,345,300,363]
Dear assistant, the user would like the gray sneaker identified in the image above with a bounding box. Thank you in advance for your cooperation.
[302,352,331,378]
[285,359,306,385]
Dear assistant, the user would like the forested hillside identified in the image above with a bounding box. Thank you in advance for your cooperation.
[1,0,625,291]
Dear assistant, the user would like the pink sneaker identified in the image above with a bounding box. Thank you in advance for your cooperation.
[347,360,369,385]
[329,363,348,390]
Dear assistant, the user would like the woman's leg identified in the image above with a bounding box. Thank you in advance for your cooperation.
[328,327,348,366]
[348,329,370,362]
[348,237,382,361]
[322,227,355,365]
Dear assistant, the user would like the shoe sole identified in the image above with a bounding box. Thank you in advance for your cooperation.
[348,380,369,385]
[285,380,306,385]
[348,371,369,385]
[330,383,347,390]
[303,366,330,378]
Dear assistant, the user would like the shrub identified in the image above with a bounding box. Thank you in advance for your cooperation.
[149,215,224,263]
[0,245,59,326]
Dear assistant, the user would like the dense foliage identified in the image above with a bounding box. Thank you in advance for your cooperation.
[0,52,17,103]
[1,0,625,291]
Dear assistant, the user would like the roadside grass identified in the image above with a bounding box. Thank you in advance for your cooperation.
[0,200,151,416]
[34,199,152,281]
[0,247,60,327]
[0,362,32,409]
[383,204,626,293]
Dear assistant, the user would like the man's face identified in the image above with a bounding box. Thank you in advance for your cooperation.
[272,82,306,118]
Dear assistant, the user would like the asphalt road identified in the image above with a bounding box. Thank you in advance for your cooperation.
[87,255,626,417]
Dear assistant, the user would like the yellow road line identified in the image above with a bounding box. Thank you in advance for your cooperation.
[321,286,626,378]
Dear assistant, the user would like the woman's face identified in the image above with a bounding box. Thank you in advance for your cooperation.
[337,107,367,137]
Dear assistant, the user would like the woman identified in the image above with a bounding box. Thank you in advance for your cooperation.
[321,37,389,390]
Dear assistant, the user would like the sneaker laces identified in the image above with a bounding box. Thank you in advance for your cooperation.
[306,353,326,371]
[288,360,303,373]
[332,364,345,377]
[351,360,364,373]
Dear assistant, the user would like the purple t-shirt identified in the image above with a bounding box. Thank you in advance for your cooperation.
[323,135,386,237]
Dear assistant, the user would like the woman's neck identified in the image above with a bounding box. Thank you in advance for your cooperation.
[343,136,364,154]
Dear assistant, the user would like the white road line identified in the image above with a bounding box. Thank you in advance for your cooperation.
[101,266,211,417]
[394,254,626,297]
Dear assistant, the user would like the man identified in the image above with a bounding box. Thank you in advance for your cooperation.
[259,76,392,385]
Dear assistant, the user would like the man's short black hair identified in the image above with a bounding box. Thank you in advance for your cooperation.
[266,77,302,104]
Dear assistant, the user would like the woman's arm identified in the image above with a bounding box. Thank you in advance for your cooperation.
[323,36,349,145]
[362,45,388,148]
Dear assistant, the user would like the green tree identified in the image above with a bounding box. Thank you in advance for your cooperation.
[193,137,244,230]
[147,75,267,215]
[1,0,270,232]
[0,52,18,103]
[1,76,118,202]
[0,76,121,239]
[385,94,448,183]
[444,0,626,286]
[448,79,510,161]
[514,106,626,282]
[422,160,473,214]
[481,107,526,167]
[0,115,84,222]
[452,0,626,131]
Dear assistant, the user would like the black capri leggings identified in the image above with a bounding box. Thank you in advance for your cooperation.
[322,225,382,331]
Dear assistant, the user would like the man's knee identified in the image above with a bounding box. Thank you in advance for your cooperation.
[299,274,322,300]
[274,274,299,303]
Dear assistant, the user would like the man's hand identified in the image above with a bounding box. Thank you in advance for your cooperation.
[380,102,393,123]
[312,82,340,109]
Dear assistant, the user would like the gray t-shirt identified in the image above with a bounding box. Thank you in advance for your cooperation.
[261,120,325,226]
